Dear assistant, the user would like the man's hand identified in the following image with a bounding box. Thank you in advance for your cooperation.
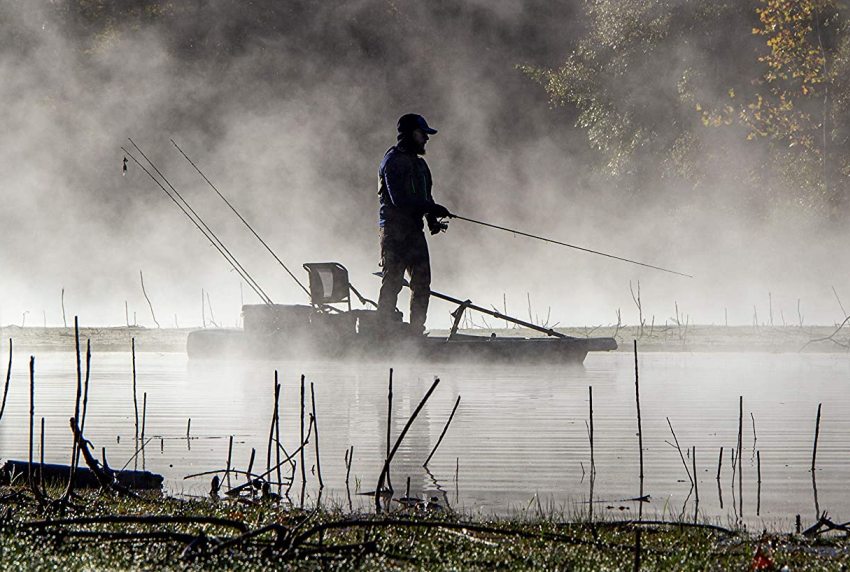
[427,203,452,219]
[427,214,449,235]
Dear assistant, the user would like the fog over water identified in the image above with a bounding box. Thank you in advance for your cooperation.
[1,1,849,330]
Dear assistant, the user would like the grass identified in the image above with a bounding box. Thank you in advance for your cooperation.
[1,485,848,571]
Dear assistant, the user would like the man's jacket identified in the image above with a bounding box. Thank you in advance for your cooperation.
[378,145,434,229]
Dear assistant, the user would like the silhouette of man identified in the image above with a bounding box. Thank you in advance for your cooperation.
[377,113,451,334]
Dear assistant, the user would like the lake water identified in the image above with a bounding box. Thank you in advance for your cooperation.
[0,348,847,529]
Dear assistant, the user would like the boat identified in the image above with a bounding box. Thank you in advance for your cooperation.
[187,262,617,364]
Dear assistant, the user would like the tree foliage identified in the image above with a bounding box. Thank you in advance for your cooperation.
[524,0,850,216]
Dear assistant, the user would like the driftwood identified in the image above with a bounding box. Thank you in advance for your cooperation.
[71,416,162,492]
[1,459,163,490]
[803,512,850,537]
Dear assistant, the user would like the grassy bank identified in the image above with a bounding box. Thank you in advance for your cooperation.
[1,486,848,571]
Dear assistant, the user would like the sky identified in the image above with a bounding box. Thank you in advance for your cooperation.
[1,1,848,330]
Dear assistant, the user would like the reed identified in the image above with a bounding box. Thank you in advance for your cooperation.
[386,368,393,490]
[40,417,46,496]
[588,386,595,474]
[692,446,698,504]
[141,392,148,471]
[666,417,693,485]
[28,356,35,488]
[72,340,92,484]
[423,395,461,467]
[265,374,279,474]
[756,450,762,516]
[736,396,743,515]
[633,340,644,517]
[274,373,282,488]
[132,338,139,466]
[0,339,11,424]
[716,446,723,481]
[225,435,234,489]
[310,382,323,489]
[64,317,83,498]
[246,448,256,489]
[299,374,306,488]
[375,377,441,512]
[811,403,822,472]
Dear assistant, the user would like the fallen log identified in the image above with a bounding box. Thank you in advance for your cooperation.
[1,460,163,490]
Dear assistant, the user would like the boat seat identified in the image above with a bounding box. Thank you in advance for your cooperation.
[303,262,352,310]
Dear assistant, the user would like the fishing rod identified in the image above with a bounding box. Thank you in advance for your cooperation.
[449,214,694,279]
[123,141,274,305]
[170,139,312,299]
[127,139,274,305]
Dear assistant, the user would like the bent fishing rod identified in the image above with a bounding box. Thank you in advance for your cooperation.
[170,139,311,298]
[123,140,274,305]
[448,214,693,279]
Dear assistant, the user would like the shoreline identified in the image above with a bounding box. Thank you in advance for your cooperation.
[0,324,846,354]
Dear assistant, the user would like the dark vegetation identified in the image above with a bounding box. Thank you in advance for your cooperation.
[2,489,850,570]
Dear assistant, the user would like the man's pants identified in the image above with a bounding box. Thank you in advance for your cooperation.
[377,224,431,331]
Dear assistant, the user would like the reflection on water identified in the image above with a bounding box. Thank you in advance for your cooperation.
[0,347,847,526]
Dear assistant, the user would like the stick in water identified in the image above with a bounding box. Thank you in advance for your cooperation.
[299,375,306,487]
[386,368,393,489]
[589,386,595,474]
[0,339,12,424]
[225,435,234,489]
[310,382,324,489]
[63,318,83,499]
[132,338,139,466]
[811,403,822,472]
[666,417,693,485]
[375,377,441,512]
[423,395,461,467]
[692,446,699,504]
[633,340,644,518]
[141,392,148,472]
[274,373,282,488]
[265,375,279,474]
[737,396,743,515]
[716,446,723,481]
[28,356,35,489]
[757,450,762,516]
[40,417,46,496]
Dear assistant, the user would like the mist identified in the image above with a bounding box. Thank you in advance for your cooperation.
[2,0,848,331]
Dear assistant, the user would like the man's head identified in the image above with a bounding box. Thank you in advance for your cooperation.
[397,113,437,155]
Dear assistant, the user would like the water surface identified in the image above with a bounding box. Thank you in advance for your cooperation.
[0,348,847,528]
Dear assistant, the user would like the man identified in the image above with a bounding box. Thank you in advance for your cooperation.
[377,113,452,334]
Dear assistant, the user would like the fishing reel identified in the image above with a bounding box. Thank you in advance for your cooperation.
[427,215,449,235]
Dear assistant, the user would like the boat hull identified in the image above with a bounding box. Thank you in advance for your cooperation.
[186,328,617,364]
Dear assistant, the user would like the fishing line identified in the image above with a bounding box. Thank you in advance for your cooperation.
[122,145,273,305]
[128,138,273,305]
[170,139,311,299]
[450,214,694,279]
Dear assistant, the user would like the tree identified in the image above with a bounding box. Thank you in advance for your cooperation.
[523,0,850,216]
